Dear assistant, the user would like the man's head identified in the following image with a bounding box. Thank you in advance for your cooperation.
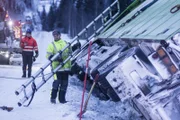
[52,29,61,41]
[26,29,32,38]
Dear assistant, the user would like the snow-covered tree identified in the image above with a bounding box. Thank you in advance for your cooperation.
[47,4,56,31]
[41,6,48,31]
[0,0,35,13]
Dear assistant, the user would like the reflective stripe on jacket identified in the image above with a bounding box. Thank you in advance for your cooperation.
[46,39,71,72]
[20,36,38,52]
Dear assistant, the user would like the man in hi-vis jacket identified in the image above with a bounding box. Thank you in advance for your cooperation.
[46,29,71,104]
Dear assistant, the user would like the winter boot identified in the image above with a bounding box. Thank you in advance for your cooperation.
[22,71,26,78]
[50,99,56,104]
[50,89,58,104]
[59,90,67,104]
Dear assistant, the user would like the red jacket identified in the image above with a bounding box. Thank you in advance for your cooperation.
[20,36,38,52]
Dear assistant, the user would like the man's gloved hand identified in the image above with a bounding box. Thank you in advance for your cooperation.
[54,55,63,62]
[72,42,81,52]
[32,56,36,62]
[48,55,53,60]
[35,51,39,58]
[48,55,63,62]
[57,56,63,62]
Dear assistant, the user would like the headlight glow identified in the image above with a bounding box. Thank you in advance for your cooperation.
[5,53,9,58]
[8,20,13,26]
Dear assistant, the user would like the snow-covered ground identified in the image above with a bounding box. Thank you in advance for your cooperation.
[0,32,141,120]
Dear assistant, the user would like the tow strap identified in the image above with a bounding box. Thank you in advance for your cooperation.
[24,82,37,107]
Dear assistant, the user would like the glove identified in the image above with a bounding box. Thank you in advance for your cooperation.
[57,56,63,62]
[48,55,63,62]
[48,55,53,60]
[35,51,39,58]
[55,56,63,62]
[72,42,81,52]
[32,56,36,62]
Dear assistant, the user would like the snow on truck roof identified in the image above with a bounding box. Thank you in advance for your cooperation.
[99,0,180,42]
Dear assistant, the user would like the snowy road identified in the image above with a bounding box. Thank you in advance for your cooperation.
[0,65,141,120]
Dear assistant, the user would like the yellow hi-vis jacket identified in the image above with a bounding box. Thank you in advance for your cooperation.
[46,39,71,80]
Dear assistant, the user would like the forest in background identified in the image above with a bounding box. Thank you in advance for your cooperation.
[0,0,133,38]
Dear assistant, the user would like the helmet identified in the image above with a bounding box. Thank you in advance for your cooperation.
[26,29,32,34]
[52,29,60,36]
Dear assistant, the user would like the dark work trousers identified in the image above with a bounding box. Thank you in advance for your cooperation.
[51,71,69,103]
[22,51,33,77]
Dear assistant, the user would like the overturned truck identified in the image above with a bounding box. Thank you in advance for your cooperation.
[73,0,180,120]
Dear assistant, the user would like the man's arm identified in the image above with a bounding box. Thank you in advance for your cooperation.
[20,39,24,49]
[33,39,38,51]
[33,39,39,57]
[46,44,54,60]
[35,51,39,58]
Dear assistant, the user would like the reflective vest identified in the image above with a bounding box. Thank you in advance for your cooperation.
[46,39,71,73]
[20,36,38,52]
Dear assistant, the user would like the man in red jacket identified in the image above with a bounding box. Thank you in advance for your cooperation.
[20,29,39,78]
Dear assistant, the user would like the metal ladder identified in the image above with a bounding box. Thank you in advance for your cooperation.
[15,0,120,106]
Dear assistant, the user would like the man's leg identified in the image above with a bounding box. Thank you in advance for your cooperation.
[22,53,27,77]
[58,72,69,103]
[27,55,33,78]
[50,79,60,104]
